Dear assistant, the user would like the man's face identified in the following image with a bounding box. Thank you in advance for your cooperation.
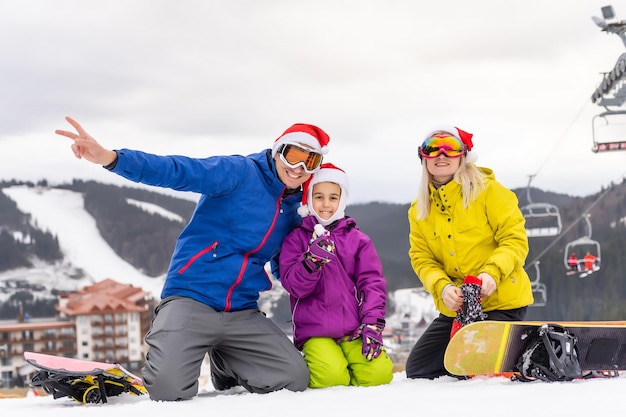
[274,154,312,190]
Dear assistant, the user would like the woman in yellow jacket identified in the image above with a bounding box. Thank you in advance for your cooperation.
[404,125,533,379]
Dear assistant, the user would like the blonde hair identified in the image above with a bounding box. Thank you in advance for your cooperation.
[415,156,486,220]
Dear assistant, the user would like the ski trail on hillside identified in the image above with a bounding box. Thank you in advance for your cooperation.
[3,186,164,298]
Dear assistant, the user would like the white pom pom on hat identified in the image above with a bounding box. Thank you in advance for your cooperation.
[271,123,330,157]
[297,163,349,226]
[422,125,478,163]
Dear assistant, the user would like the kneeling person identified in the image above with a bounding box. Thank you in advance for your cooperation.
[279,163,394,388]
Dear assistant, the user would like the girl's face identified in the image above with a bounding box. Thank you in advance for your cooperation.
[425,152,462,183]
[311,182,341,221]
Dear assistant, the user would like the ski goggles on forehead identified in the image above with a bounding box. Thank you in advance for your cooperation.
[419,135,466,159]
[278,143,323,173]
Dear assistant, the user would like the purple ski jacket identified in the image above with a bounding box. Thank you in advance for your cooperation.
[279,215,387,350]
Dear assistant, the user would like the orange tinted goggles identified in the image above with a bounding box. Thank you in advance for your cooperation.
[278,143,323,173]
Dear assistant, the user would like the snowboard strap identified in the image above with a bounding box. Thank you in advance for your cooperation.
[30,368,146,403]
[582,369,620,379]
[515,324,583,382]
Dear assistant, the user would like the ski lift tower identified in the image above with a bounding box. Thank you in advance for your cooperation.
[591,5,626,152]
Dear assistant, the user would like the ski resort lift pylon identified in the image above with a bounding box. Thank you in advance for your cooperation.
[528,261,547,307]
[520,175,562,237]
[591,5,626,153]
[564,214,601,278]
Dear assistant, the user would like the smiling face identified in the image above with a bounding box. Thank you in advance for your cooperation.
[423,130,463,183]
[274,153,313,190]
[311,182,341,221]
[425,150,462,183]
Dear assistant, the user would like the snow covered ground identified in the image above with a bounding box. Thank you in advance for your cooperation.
[3,372,626,416]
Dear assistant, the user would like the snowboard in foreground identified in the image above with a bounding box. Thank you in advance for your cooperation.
[444,321,626,381]
[24,351,146,403]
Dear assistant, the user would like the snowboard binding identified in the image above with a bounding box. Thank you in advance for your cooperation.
[514,324,583,382]
[30,367,147,404]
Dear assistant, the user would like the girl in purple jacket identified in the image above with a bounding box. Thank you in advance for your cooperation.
[279,163,393,388]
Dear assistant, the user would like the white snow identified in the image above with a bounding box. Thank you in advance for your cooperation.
[3,373,626,416]
[126,198,185,223]
[2,185,626,414]
[1,186,165,298]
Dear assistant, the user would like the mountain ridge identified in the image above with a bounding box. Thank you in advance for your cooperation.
[1,178,626,321]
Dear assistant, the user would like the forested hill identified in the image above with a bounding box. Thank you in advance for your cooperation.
[1,178,626,321]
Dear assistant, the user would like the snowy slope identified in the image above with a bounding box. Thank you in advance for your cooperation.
[2,186,165,298]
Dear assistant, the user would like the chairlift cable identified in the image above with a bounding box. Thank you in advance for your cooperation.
[526,98,591,185]
[524,179,616,271]
[526,7,626,277]
[522,95,615,266]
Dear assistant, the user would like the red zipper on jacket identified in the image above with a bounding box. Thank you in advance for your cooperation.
[224,196,282,311]
[177,241,219,274]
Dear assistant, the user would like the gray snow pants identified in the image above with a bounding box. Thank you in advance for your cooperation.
[142,296,310,401]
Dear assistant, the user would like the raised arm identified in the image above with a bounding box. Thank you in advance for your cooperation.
[55,116,117,167]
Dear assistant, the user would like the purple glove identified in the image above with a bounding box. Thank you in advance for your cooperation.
[306,231,335,265]
[359,325,384,361]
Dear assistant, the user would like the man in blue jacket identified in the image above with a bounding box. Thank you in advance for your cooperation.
[55,116,330,400]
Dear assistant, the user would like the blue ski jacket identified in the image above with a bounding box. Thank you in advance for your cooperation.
[109,148,303,311]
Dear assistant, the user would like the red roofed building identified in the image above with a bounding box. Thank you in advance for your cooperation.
[56,278,155,365]
[0,279,156,388]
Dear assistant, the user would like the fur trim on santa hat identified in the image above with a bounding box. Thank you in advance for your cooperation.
[271,123,330,157]
[297,163,349,226]
[422,125,478,163]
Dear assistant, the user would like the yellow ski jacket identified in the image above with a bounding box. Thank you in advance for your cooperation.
[408,167,534,317]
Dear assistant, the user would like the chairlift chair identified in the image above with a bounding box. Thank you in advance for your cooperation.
[528,261,547,307]
[564,238,601,277]
[522,203,563,237]
[591,110,626,152]
[521,175,563,238]
[563,215,601,277]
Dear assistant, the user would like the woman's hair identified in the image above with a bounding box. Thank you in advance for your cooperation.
[415,156,486,220]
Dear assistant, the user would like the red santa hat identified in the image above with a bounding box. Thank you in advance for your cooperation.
[297,163,349,226]
[271,123,330,157]
[422,125,477,163]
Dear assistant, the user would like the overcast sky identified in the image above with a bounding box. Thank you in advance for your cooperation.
[2,1,626,204]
